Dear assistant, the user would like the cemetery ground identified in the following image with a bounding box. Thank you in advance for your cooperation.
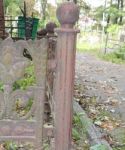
[74,52,125,150]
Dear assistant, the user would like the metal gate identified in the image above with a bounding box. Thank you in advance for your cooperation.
[0,2,79,150]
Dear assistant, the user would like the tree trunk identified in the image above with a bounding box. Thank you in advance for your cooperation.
[119,0,123,24]
[107,0,113,25]
[41,0,47,21]
[114,0,120,24]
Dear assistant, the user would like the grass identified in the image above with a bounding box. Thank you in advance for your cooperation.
[99,52,125,64]
[77,42,100,54]
[76,30,125,64]
[13,64,35,90]
[72,113,90,150]
[77,39,101,55]
[77,39,125,64]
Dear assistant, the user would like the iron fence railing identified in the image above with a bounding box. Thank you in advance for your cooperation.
[0,15,39,40]
[0,2,79,150]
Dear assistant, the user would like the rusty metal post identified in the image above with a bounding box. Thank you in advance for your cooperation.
[0,0,5,38]
[54,2,79,150]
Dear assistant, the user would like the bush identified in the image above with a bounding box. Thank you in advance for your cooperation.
[100,44,125,64]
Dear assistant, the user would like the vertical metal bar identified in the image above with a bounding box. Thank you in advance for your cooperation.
[54,2,79,150]
[0,0,5,38]
[11,16,13,38]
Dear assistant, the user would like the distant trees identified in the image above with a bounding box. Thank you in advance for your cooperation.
[25,0,35,16]
[4,0,36,17]
[4,0,19,15]
[4,0,58,29]
[106,0,124,24]
[93,0,125,25]
[39,0,48,20]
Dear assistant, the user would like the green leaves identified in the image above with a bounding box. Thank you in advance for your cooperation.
[4,0,23,16]
[90,144,109,150]
[4,142,17,150]
[106,6,124,19]
[72,128,81,141]
[107,24,119,34]
[13,65,35,90]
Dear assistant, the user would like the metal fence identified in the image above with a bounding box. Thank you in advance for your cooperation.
[0,2,79,150]
[0,15,24,40]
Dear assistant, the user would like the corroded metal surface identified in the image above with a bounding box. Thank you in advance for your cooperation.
[54,2,79,150]
[37,28,47,37]
[56,2,79,28]
[46,22,57,35]
[37,21,57,39]
[46,37,57,119]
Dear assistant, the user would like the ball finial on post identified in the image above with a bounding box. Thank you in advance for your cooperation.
[56,2,79,28]
[46,22,57,34]
[54,2,80,150]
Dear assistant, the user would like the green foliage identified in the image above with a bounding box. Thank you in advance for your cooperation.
[13,65,35,90]
[73,114,81,140]
[4,0,58,30]
[93,6,104,21]
[77,41,100,55]
[72,113,89,149]
[90,144,108,150]
[4,142,17,150]
[38,19,47,28]
[106,6,119,18]
[4,142,34,150]
[107,24,120,34]
[78,0,90,11]
[106,4,124,19]
[114,44,125,60]
[4,0,22,16]
[38,4,58,29]
[77,31,125,64]
[93,1,125,25]
[100,52,125,64]
[73,113,85,141]
[72,128,81,141]
[0,81,4,91]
